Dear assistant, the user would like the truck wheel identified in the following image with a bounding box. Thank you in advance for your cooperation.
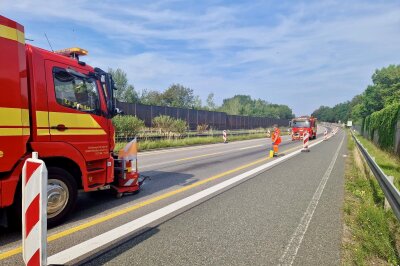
[47,167,77,227]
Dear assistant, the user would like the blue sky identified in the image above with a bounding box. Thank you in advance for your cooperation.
[2,0,400,115]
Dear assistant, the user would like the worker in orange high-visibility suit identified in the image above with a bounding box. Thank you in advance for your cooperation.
[271,124,281,156]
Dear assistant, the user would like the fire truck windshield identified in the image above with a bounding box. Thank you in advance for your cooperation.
[292,120,310,128]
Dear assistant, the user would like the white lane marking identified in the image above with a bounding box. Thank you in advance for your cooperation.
[48,138,326,265]
[239,144,264,150]
[279,132,344,266]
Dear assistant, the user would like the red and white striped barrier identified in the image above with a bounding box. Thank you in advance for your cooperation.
[223,130,227,143]
[22,152,47,266]
[302,131,310,152]
[324,129,328,141]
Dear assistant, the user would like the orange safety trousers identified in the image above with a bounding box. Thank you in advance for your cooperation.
[272,129,281,154]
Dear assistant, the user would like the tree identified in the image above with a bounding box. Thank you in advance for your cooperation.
[162,84,195,108]
[123,85,139,103]
[108,68,139,103]
[206,93,216,110]
[192,95,202,109]
[139,89,163,105]
[311,106,334,122]
[219,95,294,119]
[108,68,128,101]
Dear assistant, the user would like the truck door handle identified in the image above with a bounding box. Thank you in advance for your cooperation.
[52,124,68,131]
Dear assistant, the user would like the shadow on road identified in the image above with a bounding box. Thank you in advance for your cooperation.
[80,226,160,266]
[0,170,194,247]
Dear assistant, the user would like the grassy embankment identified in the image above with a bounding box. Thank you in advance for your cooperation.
[342,132,400,265]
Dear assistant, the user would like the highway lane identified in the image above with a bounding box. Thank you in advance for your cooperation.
[0,128,327,265]
[85,128,346,266]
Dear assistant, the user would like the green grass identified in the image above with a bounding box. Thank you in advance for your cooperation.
[356,133,400,190]
[342,131,400,265]
[115,133,267,152]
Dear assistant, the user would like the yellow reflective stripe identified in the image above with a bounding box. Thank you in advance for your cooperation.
[49,129,106,135]
[36,111,49,128]
[49,112,102,129]
[22,127,30,135]
[0,107,29,126]
[21,109,30,127]
[36,111,106,136]
[37,129,49,136]
[0,128,29,136]
[0,107,30,136]
[0,24,25,44]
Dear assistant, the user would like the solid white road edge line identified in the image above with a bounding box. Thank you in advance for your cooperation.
[279,131,344,266]
[48,135,329,265]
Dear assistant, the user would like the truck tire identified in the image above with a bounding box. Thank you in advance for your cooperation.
[47,167,78,227]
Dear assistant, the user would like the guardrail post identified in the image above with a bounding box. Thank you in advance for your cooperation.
[385,176,395,211]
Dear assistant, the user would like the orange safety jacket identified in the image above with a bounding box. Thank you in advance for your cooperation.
[271,128,281,145]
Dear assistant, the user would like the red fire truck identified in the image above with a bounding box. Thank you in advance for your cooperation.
[291,116,317,141]
[0,16,142,227]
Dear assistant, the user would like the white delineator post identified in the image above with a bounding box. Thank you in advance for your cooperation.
[324,129,328,141]
[302,131,310,152]
[22,152,47,266]
[223,130,227,143]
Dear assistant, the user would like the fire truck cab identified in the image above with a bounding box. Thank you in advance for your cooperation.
[0,16,140,227]
[290,116,317,141]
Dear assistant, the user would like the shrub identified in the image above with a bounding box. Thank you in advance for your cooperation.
[364,104,400,150]
[112,115,145,139]
[172,119,188,135]
[153,115,188,137]
[197,124,209,133]
[153,115,175,134]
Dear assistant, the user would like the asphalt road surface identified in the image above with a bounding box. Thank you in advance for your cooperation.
[0,127,346,265]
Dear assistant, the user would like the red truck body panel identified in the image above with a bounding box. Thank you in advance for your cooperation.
[0,16,29,173]
[0,16,118,208]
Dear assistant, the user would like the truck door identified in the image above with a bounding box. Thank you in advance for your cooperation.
[44,60,110,185]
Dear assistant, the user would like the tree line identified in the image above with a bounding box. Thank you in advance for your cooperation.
[109,68,294,120]
[312,65,400,123]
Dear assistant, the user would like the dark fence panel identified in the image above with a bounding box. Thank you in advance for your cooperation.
[135,104,152,127]
[176,108,188,122]
[165,106,177,118]
[188,109,197,130]
[197,110,207,125]
[152,105,165,118]
[116,101,290,130]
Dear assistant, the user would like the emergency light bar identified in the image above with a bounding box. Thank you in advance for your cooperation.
[54,47,88,60]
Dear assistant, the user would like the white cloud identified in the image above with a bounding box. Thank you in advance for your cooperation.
[3,0,400,115]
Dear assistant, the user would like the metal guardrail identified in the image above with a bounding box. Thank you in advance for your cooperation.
[351,131,400,220]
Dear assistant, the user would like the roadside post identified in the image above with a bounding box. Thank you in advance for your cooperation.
[22,152,47,266]
[385,176,395,211]
[223,130,227,143]
[324,129,328,141]
[301,132,310,152]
